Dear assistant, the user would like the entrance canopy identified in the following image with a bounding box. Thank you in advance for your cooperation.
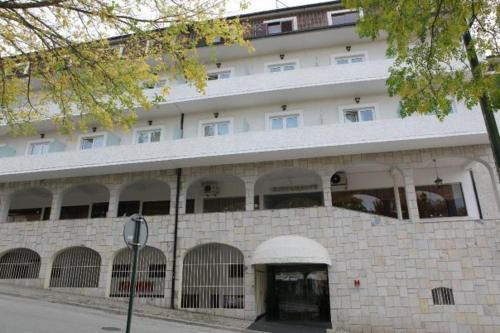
[252,235,331,265]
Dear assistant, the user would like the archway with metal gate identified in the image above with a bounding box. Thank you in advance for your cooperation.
[0,248,41,279]
[49,247,101,288]
[110,246,167,298]
[181,243,244,310]
[252,236,332,323]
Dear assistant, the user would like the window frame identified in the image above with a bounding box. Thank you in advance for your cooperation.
[339,104,378,123]
[263,16,298,35]
[326,9,363,26]
[76,132,108,151]
[133,126,165,144]
[264,59,300,73]
[265,110,304,131]
[198,117,234,137]
[206,67,235,81]
[25,138,54,156]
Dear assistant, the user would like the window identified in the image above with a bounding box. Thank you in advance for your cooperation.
[268,62,297,73]
[207,70,231,80]
[80,135,104,150]
[141,201,170,215]
[202,121,231,137]
[327,10,360,26]
[28,141,50,155]
[269,114,299,130]
[335,54,365,65]
[432,287,455,305]
[203,197,245,213]
[137,129,161,144]
[264,17,296,35]
[416,183,467,218]
[343,106,375,123]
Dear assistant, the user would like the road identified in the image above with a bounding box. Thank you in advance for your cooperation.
[0,294,237,333]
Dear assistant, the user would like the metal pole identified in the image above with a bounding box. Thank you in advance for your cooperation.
[125,218,141,333]
[463,28,500,180]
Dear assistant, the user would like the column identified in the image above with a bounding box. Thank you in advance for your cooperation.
[391,169,403,220]
[245,178,255,211]
[322,175,333,207]
[49,188,63,220]
[0,191,11,223]
[402,167,419,221]
[106,185,121,218]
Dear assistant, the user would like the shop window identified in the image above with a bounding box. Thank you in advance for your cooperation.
[416,183,467,218]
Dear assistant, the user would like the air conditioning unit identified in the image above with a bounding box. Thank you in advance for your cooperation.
[202,182,219,197]
[331,171,347,187]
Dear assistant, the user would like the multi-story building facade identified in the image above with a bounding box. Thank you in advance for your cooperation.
[1,1,499,332]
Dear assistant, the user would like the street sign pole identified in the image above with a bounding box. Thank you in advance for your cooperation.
[123,215,148,333]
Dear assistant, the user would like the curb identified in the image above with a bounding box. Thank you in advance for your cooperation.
[0,289,264,333]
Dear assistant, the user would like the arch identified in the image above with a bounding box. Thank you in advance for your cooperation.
[254,167,323,210]
[118,179,171,217]
[110,246,167,298]
[0,248,41,279]
[330,162,407,219]
[8,187,52,222]
[186,174,245,214]
[49,246,101,288]
[181,243,244,309]
[252,235,331,265]
[60,183,110,219]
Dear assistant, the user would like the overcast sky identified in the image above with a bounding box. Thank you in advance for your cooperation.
[226,0,334,15]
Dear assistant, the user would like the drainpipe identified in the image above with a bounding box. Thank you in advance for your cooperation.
[170,113,184,309]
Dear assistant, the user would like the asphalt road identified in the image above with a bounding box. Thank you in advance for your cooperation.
[0,294,237,333]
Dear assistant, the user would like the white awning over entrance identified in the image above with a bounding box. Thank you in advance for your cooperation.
[252,235,331,265]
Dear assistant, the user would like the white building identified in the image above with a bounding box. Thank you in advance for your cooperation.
[1,2,500,332]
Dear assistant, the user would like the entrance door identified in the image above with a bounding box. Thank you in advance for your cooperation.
[266,264,330,322]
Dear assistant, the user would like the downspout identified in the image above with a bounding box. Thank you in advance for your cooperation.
[170,112,184,309]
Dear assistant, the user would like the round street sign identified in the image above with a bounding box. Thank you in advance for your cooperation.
[123,214,148,250]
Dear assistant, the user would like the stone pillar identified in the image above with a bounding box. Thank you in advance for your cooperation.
[402,167,419,221]
[245,178,255,211]
[322,175,332,207]
[0,191,11,223]
[49,188,63,220]
[106,185,121,218]
[391,169,403,220]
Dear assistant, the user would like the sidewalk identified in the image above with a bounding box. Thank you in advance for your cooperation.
[0,283,256,332]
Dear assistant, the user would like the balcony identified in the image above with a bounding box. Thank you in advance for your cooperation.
[145,59,393,113]
[0,110,488,182]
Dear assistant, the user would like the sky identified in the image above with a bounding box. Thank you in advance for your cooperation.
[226,0,334,15]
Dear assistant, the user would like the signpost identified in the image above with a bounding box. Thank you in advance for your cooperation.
[123,214,148,333]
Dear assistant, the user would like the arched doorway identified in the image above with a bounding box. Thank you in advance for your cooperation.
[0,248,41,279]
[181,243,244,310]
[49,247,101,288]
[252,236,331,322]
[110,246,167,298]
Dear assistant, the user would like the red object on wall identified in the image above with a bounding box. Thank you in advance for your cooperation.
[354,279,360,287]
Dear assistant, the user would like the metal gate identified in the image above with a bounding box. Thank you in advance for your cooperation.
[110,246,166,298]
[181,243,244,309]
[0,248,41,279]
[49,247,101,288]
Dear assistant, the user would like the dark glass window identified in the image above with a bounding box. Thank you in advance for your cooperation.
[330,11,359,26]
[8,208,43,222]
[42,207,51,220]
[142,201,170,215]
[332,187,408,219]
[416,183,467,218]
[203,197,245,213]
[263,192,324,210]
[91,202,108,218]
[185,199,195,214]
[266,20,294,35]
[60,205,89,219]
[117,201,140,217]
